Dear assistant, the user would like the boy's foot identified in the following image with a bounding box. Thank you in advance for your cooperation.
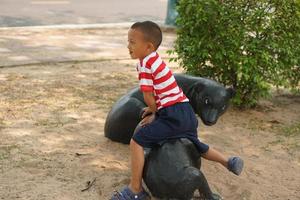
[111,186,150,200]
[227,156,244,175]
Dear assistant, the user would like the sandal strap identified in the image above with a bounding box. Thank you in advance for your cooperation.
[111,186,150,200]
[123,187,150,200]
[111,190,123,200]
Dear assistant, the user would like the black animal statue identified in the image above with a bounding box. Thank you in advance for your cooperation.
[105,74,235,199]
[142,137,222,200]
[104,74,235,144]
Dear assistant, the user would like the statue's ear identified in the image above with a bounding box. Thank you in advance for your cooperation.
[192,82,205,94]
[226,87,236,98]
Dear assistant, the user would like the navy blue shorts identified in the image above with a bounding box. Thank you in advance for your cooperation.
[132,102,209,154]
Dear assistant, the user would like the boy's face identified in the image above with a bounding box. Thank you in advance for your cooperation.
[127,28,153,60]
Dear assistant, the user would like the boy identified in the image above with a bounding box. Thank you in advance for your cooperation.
[111,21,243,200]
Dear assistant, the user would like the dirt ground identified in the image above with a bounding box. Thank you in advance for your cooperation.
[0,60,299,200]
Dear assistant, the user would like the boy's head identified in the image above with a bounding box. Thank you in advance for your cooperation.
[127,21,162,60]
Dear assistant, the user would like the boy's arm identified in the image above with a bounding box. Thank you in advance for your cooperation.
[142,91,157,117]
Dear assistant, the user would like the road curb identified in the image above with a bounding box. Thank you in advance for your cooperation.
[0,21,175,31]
[0,56,176,69]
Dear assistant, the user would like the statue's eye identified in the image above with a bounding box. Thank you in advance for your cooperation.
[204,98,209,105]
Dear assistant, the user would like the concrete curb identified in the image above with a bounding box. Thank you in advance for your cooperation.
[0,22,133,30]
[0,56,176,69]
[0,21,175,31]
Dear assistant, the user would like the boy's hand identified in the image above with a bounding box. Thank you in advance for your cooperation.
[141,107,153,119]
[140,113,155,126]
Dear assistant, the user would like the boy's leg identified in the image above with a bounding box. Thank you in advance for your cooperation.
[201,147,228,168]
[201,147,244,176]
[129,139,144,193]
[111,138,150,200]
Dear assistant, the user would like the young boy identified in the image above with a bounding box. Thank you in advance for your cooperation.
[111,21,243,200]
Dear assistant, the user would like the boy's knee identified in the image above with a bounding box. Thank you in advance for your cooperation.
[130,138,140,147]
[130,139,145,152]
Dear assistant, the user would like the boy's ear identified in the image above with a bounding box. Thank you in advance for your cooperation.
[147,42,156,52]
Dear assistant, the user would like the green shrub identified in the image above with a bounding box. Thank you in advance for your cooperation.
[172,0,300,107]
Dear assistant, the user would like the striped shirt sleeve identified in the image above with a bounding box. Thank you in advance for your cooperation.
[138,64,154,92]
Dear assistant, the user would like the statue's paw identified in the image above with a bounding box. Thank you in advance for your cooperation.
[195,192,223,200]
[211,193,223,200]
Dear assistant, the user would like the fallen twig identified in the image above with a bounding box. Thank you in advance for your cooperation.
[81,178,96,192]
[75,152,89,156]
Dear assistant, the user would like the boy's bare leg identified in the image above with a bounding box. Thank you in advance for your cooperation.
[129,139,144,193]
[201,147,228,168]
[201,147,244,175]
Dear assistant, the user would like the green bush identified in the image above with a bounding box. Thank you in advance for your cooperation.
[172,0,300,107]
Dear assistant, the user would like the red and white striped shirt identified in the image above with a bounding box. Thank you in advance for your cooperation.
[137,52,189,110]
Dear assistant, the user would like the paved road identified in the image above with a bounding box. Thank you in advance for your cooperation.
[0,26,176,67]
[0,0,168,27]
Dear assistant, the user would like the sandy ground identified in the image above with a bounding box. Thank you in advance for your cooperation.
[0,60,299,200]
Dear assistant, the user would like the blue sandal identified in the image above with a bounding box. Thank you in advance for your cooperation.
[111,186,150,200]
[228,156,244,175]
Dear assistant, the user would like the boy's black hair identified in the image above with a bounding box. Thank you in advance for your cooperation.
[131,21,162,50]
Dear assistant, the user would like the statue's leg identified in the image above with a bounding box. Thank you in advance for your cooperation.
[197,170,215,199]
[193,148,222,199]
[196,170,222,200]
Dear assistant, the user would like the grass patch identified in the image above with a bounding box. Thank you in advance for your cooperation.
[265,121,300,153]
[34,115,77,128]
[273,122,300,153]
[0,118,5,129]
[0,145,19,160]
[281,122,300,137]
